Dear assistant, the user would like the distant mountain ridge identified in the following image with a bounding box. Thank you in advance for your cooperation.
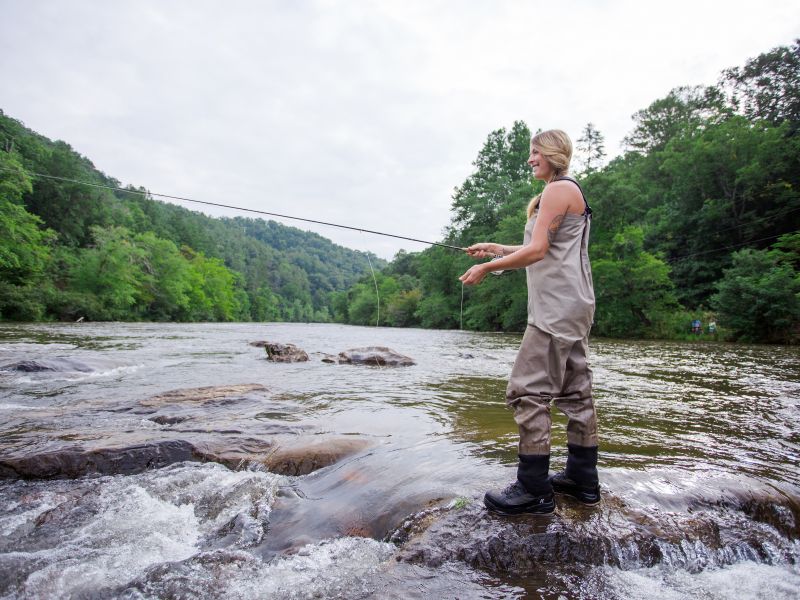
[0,109,384,322]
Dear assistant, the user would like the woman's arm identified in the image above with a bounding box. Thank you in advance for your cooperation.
[465,242,524,259]
[459,181,581,285]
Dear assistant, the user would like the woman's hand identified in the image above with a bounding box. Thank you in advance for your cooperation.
[459,263,489,286]
[466,242,500,259]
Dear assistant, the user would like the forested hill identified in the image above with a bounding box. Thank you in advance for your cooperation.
[0,110,384,322]
[330,40,800,344]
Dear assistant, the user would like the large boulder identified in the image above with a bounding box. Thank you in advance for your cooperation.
[262,342,309,363]
[337,347,415,367]
[0,436,372,480]
[0,440,199,479]
[394,489,800,575]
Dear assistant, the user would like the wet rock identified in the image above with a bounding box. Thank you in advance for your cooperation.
[1,358,94,373]
[263,342,309,363]
[0,434,371,480]
[260,437,375,476]
[689,488,800,539]
[191,438,276,471]
[0,440,199,479]
[318,353,338,363]
[395,493,799,575]
[148,415,189,425]
[249,340,268,347]
[337,347,415,367]
[140,384,269,407]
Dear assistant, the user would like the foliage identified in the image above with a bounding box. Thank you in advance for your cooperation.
[712,234,800,343]
[592,227,679,338]
[720,39,800,129]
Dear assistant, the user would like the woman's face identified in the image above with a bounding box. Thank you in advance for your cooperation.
[527,144,554,181]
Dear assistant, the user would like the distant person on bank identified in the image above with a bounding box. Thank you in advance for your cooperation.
[460,129,600,515]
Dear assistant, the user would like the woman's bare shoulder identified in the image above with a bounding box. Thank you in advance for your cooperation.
[541,180,583,213]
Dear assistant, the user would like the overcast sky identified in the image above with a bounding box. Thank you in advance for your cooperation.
[2,1,798,259]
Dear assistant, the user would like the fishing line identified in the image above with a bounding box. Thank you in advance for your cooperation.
[361,231,381,327]
[460,283,464,330]
[6,169,467,252]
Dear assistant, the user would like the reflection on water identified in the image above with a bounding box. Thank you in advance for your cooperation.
[1,322,799,598]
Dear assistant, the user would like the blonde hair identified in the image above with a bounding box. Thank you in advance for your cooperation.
[526,129,573,219]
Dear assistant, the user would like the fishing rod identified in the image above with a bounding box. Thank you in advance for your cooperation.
[8,170,467,252]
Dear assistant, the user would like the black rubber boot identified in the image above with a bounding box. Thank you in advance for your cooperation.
[484,454,555,515]
[550,444,600,505]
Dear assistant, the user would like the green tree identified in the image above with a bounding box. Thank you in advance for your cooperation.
[622,85,728,153]
[0,151,53,287]
[450,121,534,240]
[385,288,422,327]
[592,227,679,338]
[250,285,280,321]
[576,122,606,174]
[712,234,800,343]
[134,232,194,320]
[720,39,800,129]
[70,226,148,319]
[185,248,243,321]
[650,117,799,306]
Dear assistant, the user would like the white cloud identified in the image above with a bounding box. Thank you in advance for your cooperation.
[1,0,798,258]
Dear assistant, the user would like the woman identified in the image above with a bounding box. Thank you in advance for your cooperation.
[460,129,599,515]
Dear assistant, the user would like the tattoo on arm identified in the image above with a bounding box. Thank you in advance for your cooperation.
[547,212,566,243]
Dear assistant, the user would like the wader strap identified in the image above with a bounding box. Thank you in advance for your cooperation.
[553,176,592,216]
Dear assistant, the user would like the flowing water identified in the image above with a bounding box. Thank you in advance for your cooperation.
[0,322,798,599]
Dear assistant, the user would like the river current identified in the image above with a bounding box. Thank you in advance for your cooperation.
[0,322,798,599]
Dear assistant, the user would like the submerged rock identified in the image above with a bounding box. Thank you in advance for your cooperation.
[148,415,189,425]
[338,347,415,367]
[140,384,269,407]
[260,437,374,476]
[1,358,94,373]
[263,343,309,363]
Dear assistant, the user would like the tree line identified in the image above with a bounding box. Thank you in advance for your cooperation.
[0,114,382,323]
[331,41,800,344]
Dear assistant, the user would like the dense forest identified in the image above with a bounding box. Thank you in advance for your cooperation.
[1,41,798,343]
[0,115,383,323]
[331,41,800,344]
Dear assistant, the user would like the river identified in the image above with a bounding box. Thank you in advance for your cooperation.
[1,322,798,599]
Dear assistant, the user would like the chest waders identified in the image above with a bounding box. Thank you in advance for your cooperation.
[484,177,600,515]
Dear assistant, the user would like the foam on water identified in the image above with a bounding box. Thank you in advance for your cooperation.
[0,463,282,598]
[4,363,144,386]
[20,485,200,598]
[223,537,397,599]
[599,561,800,600]
[0,491,67,535]
[61,363,143,382]
[122,537,397,599]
